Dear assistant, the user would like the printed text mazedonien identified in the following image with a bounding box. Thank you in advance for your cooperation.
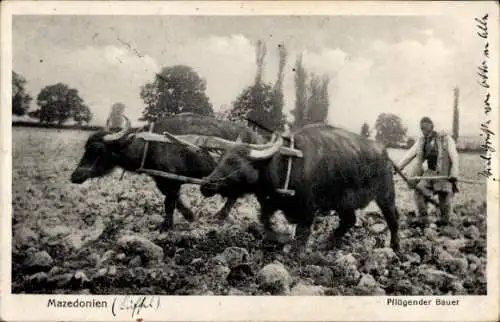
[47,298,107,308]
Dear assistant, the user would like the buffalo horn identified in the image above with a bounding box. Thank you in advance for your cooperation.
[245,132,279,150]
[199,133,278,150]
[162,130,201,153]
[248,134,283,160]
[102,115,131,142]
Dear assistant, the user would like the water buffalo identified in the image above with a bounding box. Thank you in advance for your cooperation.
[70,113,265,231]
[200,123,401,256]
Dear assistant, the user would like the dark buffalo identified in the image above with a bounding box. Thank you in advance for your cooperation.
[70,113,265,231]
[200,123,401,255]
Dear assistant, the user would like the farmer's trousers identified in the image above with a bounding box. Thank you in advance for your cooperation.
[413,170,453,222]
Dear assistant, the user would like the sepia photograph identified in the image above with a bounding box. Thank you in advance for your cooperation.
[1,1,499,321]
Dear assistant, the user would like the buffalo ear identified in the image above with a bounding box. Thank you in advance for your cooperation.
[235,134,243,143]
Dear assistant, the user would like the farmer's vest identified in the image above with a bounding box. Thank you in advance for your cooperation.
[423,134,438,170]
[415,131,451,176]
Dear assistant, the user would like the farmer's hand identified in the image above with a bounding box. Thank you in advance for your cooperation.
[407,179,418,189]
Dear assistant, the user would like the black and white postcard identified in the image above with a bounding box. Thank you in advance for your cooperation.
[1,1,499,321]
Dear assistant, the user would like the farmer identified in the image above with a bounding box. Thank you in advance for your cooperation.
[397,116,459,227]
[106,102,126,131]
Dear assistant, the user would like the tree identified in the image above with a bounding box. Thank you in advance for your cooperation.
[27,110,40,119]
[12,71,32,116]
[232,83,281,133]
[140,65,214,122]
[305,74,329,124]
[291,53,308,130]
[214,106,237,123]
[228,41,286,134]
[33,83,89,125]
[268,42,287,132]
[291,54,330,129]
[361,122,370,138]
[318,74,330,121]
[374,113,408,146]
[72,104,92,126]
[254,40,267,86]
[229,40,268,123]
[452,87,460,142]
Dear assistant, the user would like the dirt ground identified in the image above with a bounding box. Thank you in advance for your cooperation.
[12,127,487,295]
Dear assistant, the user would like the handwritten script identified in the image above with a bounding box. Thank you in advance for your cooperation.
[476,14,495,179]
[111,296,160,318]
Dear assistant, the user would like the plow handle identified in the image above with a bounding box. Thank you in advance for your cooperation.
[406,175,484,185]
[390,160,439,207]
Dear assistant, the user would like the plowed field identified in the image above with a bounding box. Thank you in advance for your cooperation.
[11,127,487,295]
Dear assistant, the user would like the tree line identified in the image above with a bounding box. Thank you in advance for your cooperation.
[139,41,332,137]
[359,87,460,149]
[12,40,461,148]
[12,41,333,135]
[12,71,92,126]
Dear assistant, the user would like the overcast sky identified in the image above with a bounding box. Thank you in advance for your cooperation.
[13,14,486,136]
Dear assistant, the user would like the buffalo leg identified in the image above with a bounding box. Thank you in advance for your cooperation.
[176,198,196,222]
[328,209,356,248]
[257,198,284,245]
[281,205,314,257]
[161,193,177,232]
[292,221,313,258]
[155,180,194,231]
[213,197,237,220]
[376,193,401,252]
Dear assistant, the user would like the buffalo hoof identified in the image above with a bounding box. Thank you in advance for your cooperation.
[393,249,404,261]
[391,244,401,254]
[262,239,286,252]
[408,217,429,230]
[181,212,196,223]
[160,221,173,233]
[435,219,450,227]
[390,238,401,251]
[287,245,307,262]
[326,235,346,250]
[214,210,230,221]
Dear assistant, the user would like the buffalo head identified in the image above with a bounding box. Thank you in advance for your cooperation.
[70,115,131,184]
[200,134,283,198]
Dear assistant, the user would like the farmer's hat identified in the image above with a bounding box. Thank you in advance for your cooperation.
[419,116,433,125]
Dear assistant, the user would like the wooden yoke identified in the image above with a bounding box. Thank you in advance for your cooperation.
[139,122,154,170]
[276,133,298,196]
[136,122,204,183]
[133,128,304,196]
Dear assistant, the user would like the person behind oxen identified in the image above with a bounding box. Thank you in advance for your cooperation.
[397,116,459,227]
[106,102,126,131]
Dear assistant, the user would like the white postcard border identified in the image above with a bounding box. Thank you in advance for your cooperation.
[1,1,499,321]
